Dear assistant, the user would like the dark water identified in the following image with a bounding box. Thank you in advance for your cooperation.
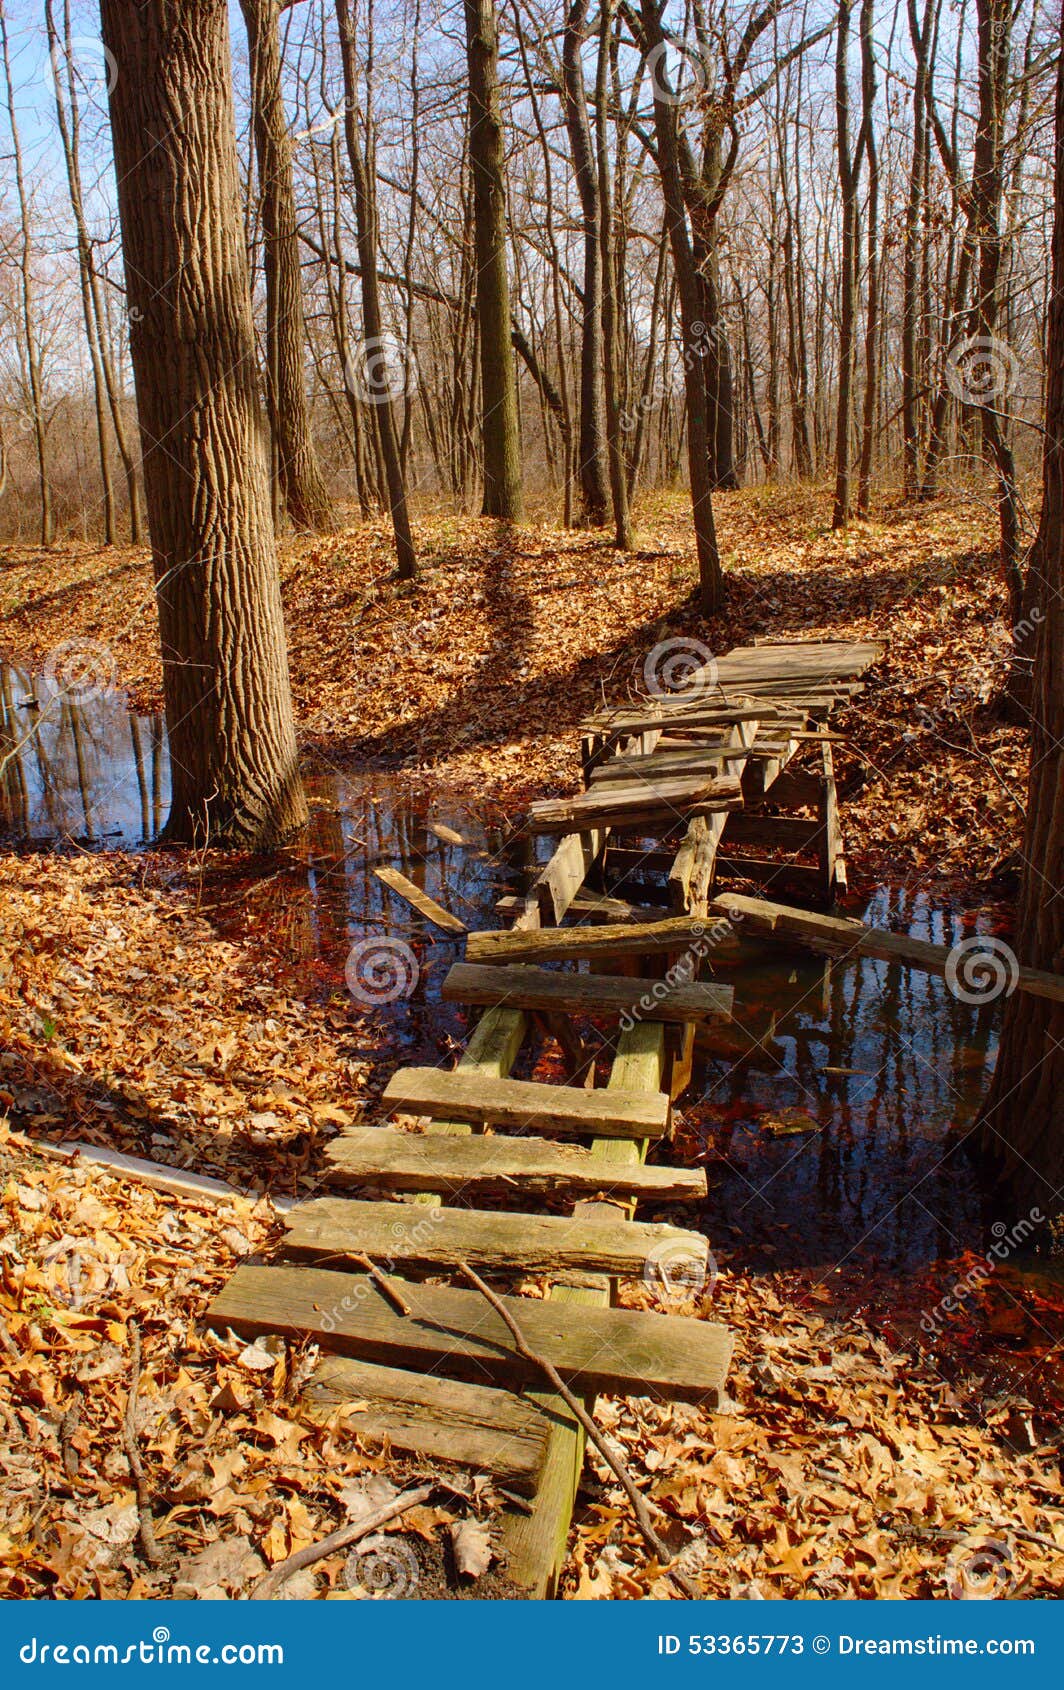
[0,663,1049,1318]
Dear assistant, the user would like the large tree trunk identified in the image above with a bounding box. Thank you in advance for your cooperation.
[976,24,1064,1234]
[99,0,307,847]
[240,0,336,534]
[562,0,609,526]
[464,0,524,520]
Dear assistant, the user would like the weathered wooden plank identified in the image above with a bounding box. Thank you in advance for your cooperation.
[305,1356,551,1491]
[580,702,773,735]
[207,1263,733,1402]
[712,892,1064,1003]
[758,767,823,808]
[466,916,717,967]
[382,1066,669,1137]
[723,814,826,851]
[501,1020,674,1596]
[373,865,467,934]
[820,741,846,898]
[527,775,742,834]
[324,1126,707,1200]
[283,1195,709,1278]
[442,961,733,1022]
[496,890,662,924]
[715,856,825,896]
[528,828,607,926]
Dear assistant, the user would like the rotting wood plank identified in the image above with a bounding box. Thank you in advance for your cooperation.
[497,889,663,924]
[324,1127,707,1201]
[526,775,742,834]
[442,961,733,1022]
[712,892,1064,1003]
[500,1020,676,1597]
[466,916,722,967]
[373,865,467,934]
[282,1195,709,1278]
[206,1263,732,1402]
[305,1356,553,1491]
[382,1067,670,1138]
[527,828,607,926]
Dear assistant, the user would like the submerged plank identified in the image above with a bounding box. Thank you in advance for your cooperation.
[283,1195,709,1277]
[207,1263,733,1402]
[442,962,733,1023]
[305,1355,552,1491]
[373,865,467,934]
[324,1126,707,1200]
[382,1067,670,1137]
[713,892,1064,1003]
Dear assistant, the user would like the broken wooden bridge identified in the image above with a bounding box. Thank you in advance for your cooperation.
[208,636,882,1597]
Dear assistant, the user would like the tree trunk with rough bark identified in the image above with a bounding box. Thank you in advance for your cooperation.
[464,0,524,520]
[976,23,1064,1236]
[562,0,609,526]
[99,0,307,847]
[240,0,335,534]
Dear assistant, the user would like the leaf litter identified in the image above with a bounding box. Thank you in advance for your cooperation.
[1,487,1061,1599]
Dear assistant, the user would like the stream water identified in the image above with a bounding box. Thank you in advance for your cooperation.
[3,661,1061,1408]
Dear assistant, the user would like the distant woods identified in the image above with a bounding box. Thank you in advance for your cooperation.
[0,0,1059,600]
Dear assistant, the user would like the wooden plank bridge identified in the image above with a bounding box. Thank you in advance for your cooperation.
[208,636,882,1596]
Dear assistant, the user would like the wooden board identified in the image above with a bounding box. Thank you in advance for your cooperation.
[283,1195,709,1278]
[712,892,1064,1003]
[527,828,607,926]
[373,865,467,934]
[526,775,742,834]
[442,961,733,1023]
[501,1020,671,1596]
[382,1066,670,1137]
[325,1126,707,1200]
[305,1356,551,1491]
[466,916,718,967]
[207,1263,733,1403]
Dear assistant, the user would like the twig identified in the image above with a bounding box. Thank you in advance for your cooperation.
[456,1262,702,1598]
[248,1482,435,1599]
[59,1391,82,1481]
[122,1325,162,1567]
[353,1252,412,1316]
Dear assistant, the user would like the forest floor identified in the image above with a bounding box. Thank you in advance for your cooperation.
[2,485,1062,1601]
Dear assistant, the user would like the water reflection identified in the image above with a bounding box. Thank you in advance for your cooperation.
[696,886,998,1271]
[0,659,1006,1275]
[0,662,167,846]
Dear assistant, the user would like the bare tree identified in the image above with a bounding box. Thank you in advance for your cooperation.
[464,0,524,519]
[240,0,336,532]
